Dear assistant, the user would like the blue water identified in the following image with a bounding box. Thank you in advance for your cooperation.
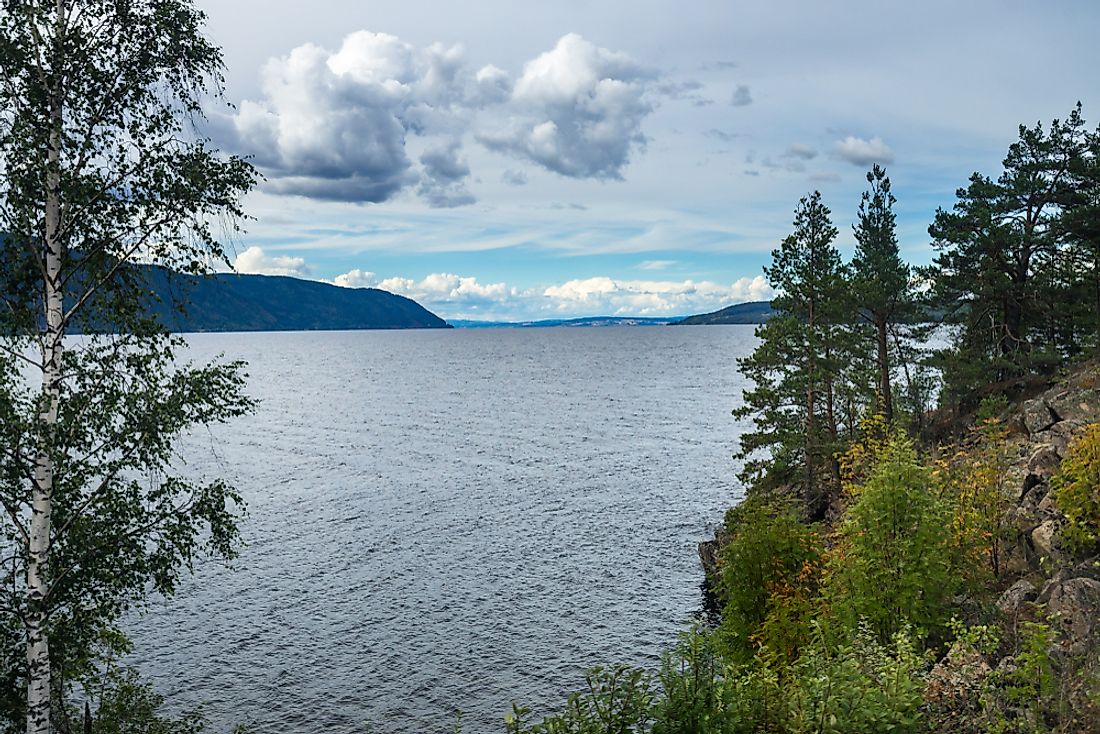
[124,326,758,733]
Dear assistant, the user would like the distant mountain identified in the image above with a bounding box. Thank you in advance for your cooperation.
[450,316,682,328]
[674,301,775,325]
[142,268,450,332]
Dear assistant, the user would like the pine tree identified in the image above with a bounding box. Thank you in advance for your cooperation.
[851,165,909,423]
[735,192,849,518]
[927,105,1093,404]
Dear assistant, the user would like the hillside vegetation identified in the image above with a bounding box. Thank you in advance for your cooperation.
[507,105,1100,734]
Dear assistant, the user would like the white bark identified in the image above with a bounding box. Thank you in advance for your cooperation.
[27,5,66,731]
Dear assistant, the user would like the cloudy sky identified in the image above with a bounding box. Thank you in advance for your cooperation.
[194,0,1099,321]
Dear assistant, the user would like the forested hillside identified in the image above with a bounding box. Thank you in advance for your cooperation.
[508,104,1100,734]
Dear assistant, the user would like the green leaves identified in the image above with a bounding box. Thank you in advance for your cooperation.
[0,1,256,729]
[826,438,955,644]
[926,104,1100,405]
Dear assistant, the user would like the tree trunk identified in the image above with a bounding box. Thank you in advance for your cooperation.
[805,308,817,515]
[876,313,893,422]
[823,341,842,498]
[28,11,65,728]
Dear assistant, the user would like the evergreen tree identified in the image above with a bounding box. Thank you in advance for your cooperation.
[735,192,849,517]
[851,165,909,423]
[0,2,255,731]
[927,105,1093,404]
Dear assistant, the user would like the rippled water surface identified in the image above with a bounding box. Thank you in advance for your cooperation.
[125,326,757,733]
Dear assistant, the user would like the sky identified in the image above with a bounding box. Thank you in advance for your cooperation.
[192,0,1100,321]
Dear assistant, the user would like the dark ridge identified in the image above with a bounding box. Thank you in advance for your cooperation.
[674,301,775,325]
[142,267,450,332]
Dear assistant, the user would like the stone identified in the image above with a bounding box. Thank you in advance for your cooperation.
[1046,420,1088,458]
[997,578,1038,617]
[1045,577,1100,655]
[1000,536,1035,577]
[1022,397,1058,436]
[1032,519,1061,561]
[1038,491,1059,514]
[1027,444,1062,479]
[1048,388,1100,427]
[924,641,991,710]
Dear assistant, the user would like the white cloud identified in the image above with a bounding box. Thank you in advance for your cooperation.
[226,31,658,203]
[333,269,378,288]
[377,272,517,314]
[474,64,512,104]
[231,35,421,203]
[542,275,772,315]
[233,246,311,277]
[639,259,677,270]
[833,135,895,166]
[476,33,656,179]
[367,270,772,320]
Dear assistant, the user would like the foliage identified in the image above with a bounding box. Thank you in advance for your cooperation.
[1052,423,1100,555]
[717,499,823,664]
[785,623,925,734]
[71,667,206,734]
[652,629,781,734]
[925,104,1100,405]
[826,438,956,643]
[851,165,911,423]
[931,417,1016,582]
[504,666,652,734]
[837,412,898,495]
[735,191,863,516]
[0,0,256,730]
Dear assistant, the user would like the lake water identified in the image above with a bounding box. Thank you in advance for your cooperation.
[124,326,758,734]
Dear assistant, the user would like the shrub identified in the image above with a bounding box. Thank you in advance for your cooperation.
[717,499,823,664]
[1052,423,1100,555]
[827,438,956,643]
[932,418,1016,582]
[504,665,652,734]
[785,623,925,734]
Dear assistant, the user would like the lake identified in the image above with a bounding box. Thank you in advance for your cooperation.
[124,325,758,734]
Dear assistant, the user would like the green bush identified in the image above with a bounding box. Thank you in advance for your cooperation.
[1052,423,1100,555]
[827,438,956,643]
[717,499,823,663]
[652,628,782,734]
[504,665,652,734]
[785,623,925,734]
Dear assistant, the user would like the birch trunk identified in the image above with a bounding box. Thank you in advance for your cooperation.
[27,8,66,726]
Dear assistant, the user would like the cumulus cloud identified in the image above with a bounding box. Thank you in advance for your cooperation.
[833,135,895,166]
[377,272,517,313]
[226,31,659,203]
[476,33,656,179]
[233,246,311,277]
[730,85,753,107]
[418,140,476,208]
[542,275,773,316]
[333,269,378,288]
[368,270,772,319]
[474,64,512,104]
[231,34,422,203]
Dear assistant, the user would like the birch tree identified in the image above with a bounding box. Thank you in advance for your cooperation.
[0,2,255,732]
